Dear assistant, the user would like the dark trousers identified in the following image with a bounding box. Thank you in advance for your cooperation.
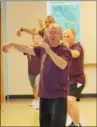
[39,97,67,127]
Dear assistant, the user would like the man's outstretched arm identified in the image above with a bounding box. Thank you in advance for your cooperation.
[3,43,36,56]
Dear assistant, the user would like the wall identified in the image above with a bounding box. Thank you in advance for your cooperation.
[2,1,96,95]
[80,1,96,94]
[82,65,96,94]
[3,1,47,95]
[80,1,96,64]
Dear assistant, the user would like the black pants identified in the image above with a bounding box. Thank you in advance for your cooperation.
[39,97,67,127]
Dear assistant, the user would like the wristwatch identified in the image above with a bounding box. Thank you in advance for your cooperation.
[21,27,23,31]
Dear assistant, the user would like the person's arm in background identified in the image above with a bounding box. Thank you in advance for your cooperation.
[3,43,36,56]
[37,18,44,30]
[16,19,45,37]
[63,42,80,58]
[70,49,80,58]
[16,27,37,36]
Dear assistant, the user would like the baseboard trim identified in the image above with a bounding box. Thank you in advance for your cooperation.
[81,94,97,98]
[5,95,35,100]
[5,94,97,100]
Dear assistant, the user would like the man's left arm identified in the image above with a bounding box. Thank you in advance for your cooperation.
[48,49,69,70]
[41,42,71,70]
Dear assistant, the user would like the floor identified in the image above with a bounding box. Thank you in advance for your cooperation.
[1,98,97,127]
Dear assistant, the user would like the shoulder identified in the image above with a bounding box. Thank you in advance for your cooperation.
[61,44,71,52]
[72,42,83,50]
[76,42,83,48]
[77,42,84,51]
[59,44,72,56]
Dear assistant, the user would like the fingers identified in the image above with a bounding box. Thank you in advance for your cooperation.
[16,29,21,36]
[17,31,21,36]
[2,45,8,52]
[37,18,43,23]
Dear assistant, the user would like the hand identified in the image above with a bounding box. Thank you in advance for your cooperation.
[16,29,21,37]
[3,43,13,53]
[63,41,70,48]
[37,18,44,28]
[40,41,50,53]
[44,28,49,36]
[37,18,43,25]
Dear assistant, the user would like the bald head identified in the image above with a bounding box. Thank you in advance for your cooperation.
[49,25,62,33]
[45,16,55,28]
[64,28,76,36]
[45,25,62,47]
[46,16,55,23]
[63,28,76,45]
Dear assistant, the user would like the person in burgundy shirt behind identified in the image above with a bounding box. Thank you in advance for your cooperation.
[3,25,72,127]
[16,16,56,108]
[23,52,41,108]
[63,28,86,127]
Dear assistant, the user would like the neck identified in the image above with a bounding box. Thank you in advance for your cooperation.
[50,43,60,47]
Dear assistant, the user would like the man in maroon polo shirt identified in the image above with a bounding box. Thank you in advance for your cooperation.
[63,28,86,127]
[3,25,72,127]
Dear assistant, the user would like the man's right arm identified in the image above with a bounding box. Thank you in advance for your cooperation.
[21,19,44,35]
[19,28,37,35]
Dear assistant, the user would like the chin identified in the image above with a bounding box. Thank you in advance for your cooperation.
[51,43,58,47]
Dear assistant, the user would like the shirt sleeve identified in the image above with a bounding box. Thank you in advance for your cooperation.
[34,47,41,57]
[72,45,82,53]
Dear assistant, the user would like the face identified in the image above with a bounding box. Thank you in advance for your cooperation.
[45,20,50,28]
[47,26,62,47]
[63,29,75,45]
[33,34,43,45]
[45,16,55,28]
